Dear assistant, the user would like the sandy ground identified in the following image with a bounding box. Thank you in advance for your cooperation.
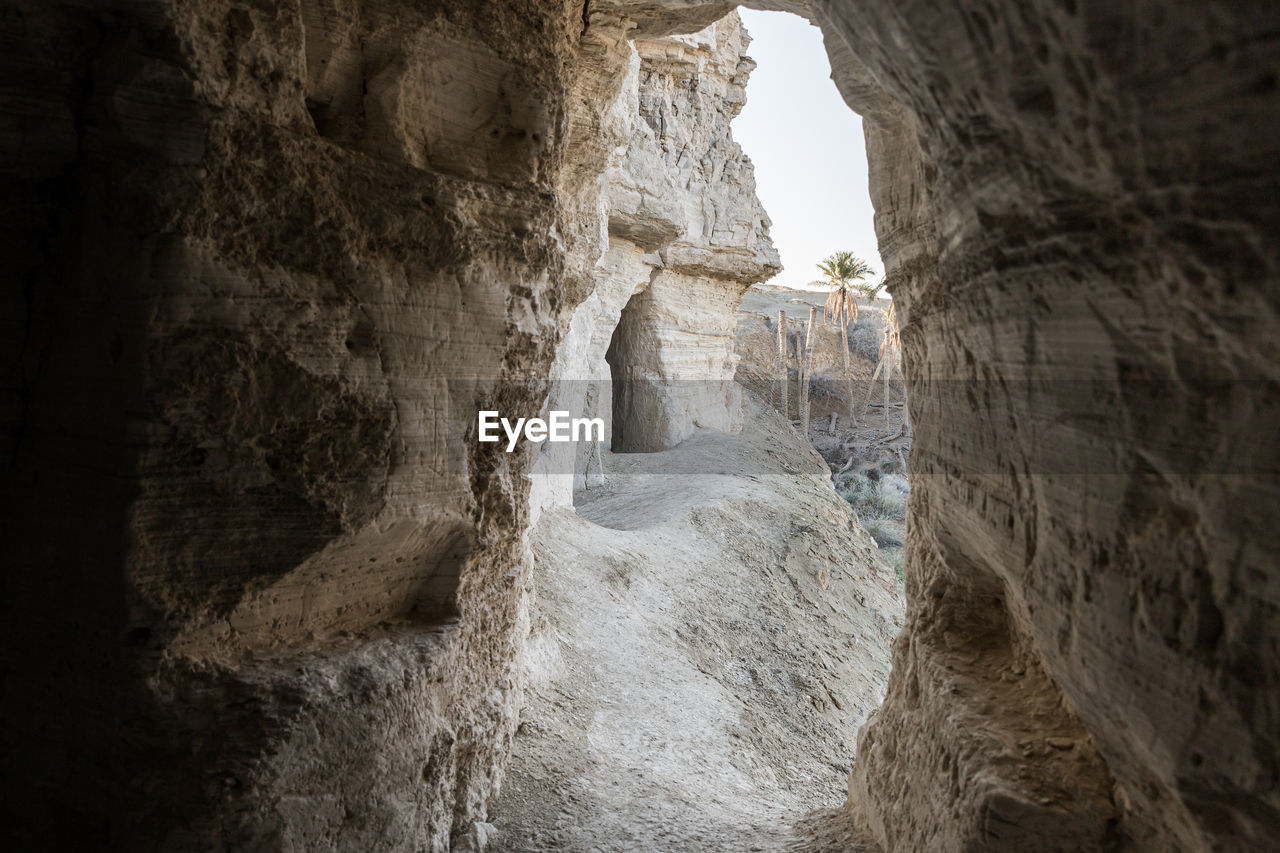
[488,401,901,852]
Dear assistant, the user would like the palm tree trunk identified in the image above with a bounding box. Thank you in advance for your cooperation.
[841,315,855,428]
[884,348,891,433]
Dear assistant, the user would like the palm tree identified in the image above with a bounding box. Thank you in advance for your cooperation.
[816,251,876,326]
[817,251,876,428]
[853,279,886,301]
[881,298,901,362]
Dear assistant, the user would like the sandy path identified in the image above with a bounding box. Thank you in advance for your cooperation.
[488,402,901,851]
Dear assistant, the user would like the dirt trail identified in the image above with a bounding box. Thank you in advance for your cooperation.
[488,401,902,851]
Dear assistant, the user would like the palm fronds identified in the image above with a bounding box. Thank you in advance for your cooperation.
[816,251,876,327]
[878,298,901,366]
[824,285,858,326]
[854,279,886,301]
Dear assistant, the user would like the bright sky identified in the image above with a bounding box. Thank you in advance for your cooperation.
[733,9,881,291]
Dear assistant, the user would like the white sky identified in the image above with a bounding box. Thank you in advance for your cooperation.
[733,9,882,290]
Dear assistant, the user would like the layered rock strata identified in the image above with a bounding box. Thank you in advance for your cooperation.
[2,2,775,848]
[533,13,778,514]
[607,23,779,452]
[2,1,609,847]
[742,1,1280,850]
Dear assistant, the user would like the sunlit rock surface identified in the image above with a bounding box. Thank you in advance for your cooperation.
[537,12,778,509]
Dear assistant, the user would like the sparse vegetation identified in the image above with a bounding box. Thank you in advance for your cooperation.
[835,465,907,560]
[835,468,905,521]
[864,520,902,548]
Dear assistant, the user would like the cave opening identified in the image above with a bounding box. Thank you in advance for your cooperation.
[506,9,908,848]
[604,286,646,453]
[4,0,1274,850]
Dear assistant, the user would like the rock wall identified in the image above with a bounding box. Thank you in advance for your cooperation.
[535,12,778,513]
[607,21,780,452]
[767,1,1280,850]
[1,1,774,847]
[1,1,604,847]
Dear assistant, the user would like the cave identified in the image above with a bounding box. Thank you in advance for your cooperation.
[2,1,1277,851]
[604,288,646,453]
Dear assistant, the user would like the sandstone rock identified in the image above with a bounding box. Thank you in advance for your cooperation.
[536,11,779,509]
[604,16,781,453]
[452,821,498,852]
[2,1,592,847]
[785,1,1280,850]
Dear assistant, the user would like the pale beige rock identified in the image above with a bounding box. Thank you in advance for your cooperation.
[603,14,781,453]
[3,1,602,848]
[529,237,653,518]
[608,269,752,450]
[537,11,779,491]
[790,2,1280,851]
[498,402,902,851]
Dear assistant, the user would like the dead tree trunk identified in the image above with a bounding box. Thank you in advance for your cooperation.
[794,336,803,421]
[777,310,788,421]
[801,305,815,437]
[859,356,885,423]
[841,316,856,428]
[903,373,911,434]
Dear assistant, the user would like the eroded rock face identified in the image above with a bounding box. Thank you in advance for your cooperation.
[779,1,1280,850]
[535,12,778,511]
[606,18,781,452]
[1,1,593,847]
[1,1,774,847]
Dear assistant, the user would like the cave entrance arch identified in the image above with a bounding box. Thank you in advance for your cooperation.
[524,9,910,846]
[605,287,659,453]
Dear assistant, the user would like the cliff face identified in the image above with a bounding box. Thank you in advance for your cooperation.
[534,12,778,512]
[2,2,775,848]
[782,1,1280,850]
[608,21,780,454]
